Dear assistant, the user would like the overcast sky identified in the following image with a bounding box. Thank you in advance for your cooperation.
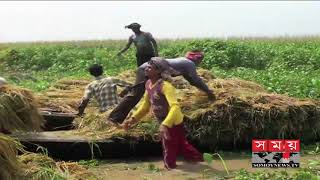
[0,1,320,43]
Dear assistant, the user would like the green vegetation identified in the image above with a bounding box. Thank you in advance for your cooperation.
[147,163,161,173]
[78,159,99,167]
[205,144,320,179]
[0,38,319,99]
[0,40,136,91]
[213,67,320,99]
[234,159,320,180]
[2,37,319,179]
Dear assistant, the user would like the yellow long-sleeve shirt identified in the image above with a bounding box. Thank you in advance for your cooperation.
[132,81,184,127]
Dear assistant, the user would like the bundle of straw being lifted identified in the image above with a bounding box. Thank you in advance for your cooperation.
[0,85,44,133]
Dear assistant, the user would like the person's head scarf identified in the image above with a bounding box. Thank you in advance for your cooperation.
[185,51,204,64]
[148,57,180,81]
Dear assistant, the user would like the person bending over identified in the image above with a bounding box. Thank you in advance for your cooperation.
[109,50,215,124]
[78,64,132,117]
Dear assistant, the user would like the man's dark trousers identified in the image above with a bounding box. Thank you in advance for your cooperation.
[109,83,145,124]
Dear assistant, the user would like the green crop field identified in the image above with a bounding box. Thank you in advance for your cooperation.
[0,38,319,99]
[1,37,320,179]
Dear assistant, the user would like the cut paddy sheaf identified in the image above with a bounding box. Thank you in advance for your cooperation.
[0,85,44,133]
[34,69,320,149]
[36,79,91,113]
[0,134,23,180]
[0,133,98,180]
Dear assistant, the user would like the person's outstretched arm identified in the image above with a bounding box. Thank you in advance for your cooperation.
[131,92,151,120]
[113,78,132,87]
[183,64,215,100]
[78,84,94,116]
[112,78,133,97]
[117,36,133,56]
[122,92,151,129]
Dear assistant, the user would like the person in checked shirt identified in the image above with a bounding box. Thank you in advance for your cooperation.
[78,64,132,119]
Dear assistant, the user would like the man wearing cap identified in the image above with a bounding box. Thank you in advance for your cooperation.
[117,23,158,67]
[109,50,215,124]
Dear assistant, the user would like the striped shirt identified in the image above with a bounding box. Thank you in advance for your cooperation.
[83,76,132,112]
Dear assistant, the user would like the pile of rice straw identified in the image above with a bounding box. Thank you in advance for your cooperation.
[0,85,44,133]
[37,69,320,149]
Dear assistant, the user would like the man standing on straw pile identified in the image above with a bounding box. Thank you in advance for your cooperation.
[78,64,132,117]
[121,57,203,169]
[109,50,215,124]
[117,23,158,67]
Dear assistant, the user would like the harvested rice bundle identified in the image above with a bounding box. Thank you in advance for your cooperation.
[71,105,158,141]
[56,161,97,180]
[73,107,110,131]
[37,69,320,149]
[19,152,97,180]
[183,78,320,149]
[37,79,90,113]
[115,70,137,84]
[37,98,79,113]
[0,133,97,180]
[0,134,24,180]
[0,85,44,133]
[54,79,91,86]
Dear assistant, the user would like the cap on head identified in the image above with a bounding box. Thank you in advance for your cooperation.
[185,51,204,64]
[125,23,141,29]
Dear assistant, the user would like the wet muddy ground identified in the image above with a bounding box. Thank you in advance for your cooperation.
[87,153,318,180]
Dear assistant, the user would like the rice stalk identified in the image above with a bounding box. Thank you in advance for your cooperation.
[34,69,320,149]
[0,134,24,180]
[0,85,44,133]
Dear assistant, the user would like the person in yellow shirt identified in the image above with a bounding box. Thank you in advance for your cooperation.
[121,57,203,169]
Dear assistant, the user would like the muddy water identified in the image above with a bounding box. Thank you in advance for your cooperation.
[88,154,319,180]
